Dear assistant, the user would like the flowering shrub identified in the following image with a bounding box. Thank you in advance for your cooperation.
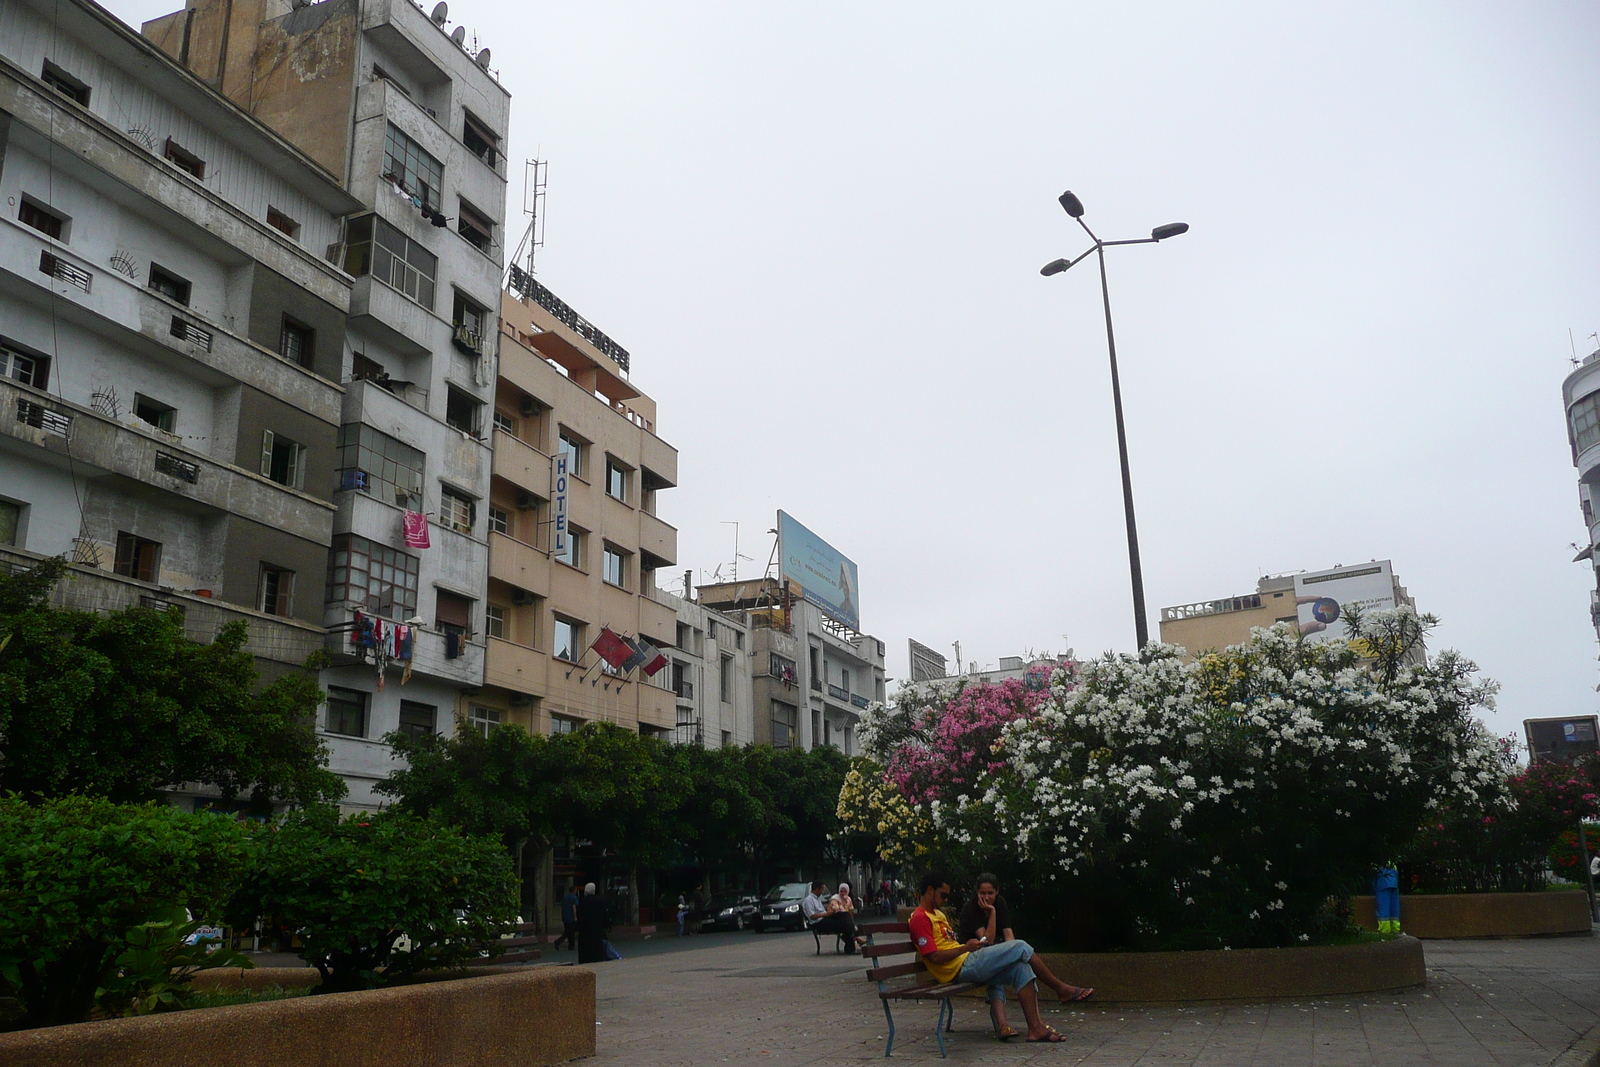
[837,758,934,868]
[850,610,1507,950]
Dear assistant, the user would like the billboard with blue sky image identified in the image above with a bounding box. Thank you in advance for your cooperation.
[778,511,859,631]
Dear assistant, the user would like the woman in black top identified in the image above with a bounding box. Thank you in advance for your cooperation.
[957,873,1092,1040]
[576,882,611,964]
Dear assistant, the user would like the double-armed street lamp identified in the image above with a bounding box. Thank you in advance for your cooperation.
[1041,190,1188,652]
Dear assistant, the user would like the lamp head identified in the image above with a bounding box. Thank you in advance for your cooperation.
[1040,258,1071,277]
[1057,191,1085,218]
[1151,222,1190,241]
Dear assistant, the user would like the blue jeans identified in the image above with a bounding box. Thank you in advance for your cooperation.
[956,938,1037,1002]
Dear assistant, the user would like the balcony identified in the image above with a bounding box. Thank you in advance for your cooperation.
[851,694,871,710]
[349,275,434,358]
[674,677,695,703]
[0,546,323,668]
[489,531,550,599]
[828,682,849,701]
[1,378,332,544]
[492,430,551,492]
[486,636,549,694]
[325,607,484,686]
[638,510,677,569]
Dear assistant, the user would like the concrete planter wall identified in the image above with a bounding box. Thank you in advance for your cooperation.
[0,966,594,1067]
[1021,937,1425,1004]
[1353,890,1593,939]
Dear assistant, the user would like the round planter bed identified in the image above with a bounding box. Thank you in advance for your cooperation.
[1353,890,1593,939]
[951,937,1426,1004]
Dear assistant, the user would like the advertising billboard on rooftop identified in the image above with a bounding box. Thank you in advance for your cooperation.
[1291,561,1396,643]
[777,511,860,631]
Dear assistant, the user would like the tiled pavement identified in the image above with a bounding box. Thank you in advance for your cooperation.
[574,932,1600,1066]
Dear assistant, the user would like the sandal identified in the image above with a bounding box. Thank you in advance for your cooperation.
[1059,985,1095,1003]
[1027,1027,1067,1043]
[995,1027,1019,1042]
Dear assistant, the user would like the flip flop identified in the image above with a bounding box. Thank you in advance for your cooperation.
[1027,1027,1067,1043]
[995,1027,1018,1042]
[1060,985,1095,1003]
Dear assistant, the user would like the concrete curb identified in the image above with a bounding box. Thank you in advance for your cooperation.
[1550,1022,1600,1067]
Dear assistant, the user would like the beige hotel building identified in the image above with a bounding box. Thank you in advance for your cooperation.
[470,273,679,736]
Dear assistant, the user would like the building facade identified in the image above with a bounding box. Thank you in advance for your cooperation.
[1564,347,1600,644]
[696,577,886,754]
[144,0,511,808]
[656,589,755,747]
[1159,564,1417,655]
[471,280,679,738]
[0,0,357,709]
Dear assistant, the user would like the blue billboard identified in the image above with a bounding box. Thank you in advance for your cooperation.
[777,511,860,631]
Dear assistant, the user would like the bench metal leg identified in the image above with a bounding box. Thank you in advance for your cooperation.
[881,998,896,1057]
[933,998,950,1058]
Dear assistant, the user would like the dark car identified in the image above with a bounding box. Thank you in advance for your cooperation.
[754,882,816,932]
[700,894,760,932]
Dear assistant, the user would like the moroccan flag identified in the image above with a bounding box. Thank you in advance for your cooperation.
[635,639,668,677]
[591,627,633,669]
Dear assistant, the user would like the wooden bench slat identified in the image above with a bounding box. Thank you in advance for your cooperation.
[882,981,983,1001]
[858,921,910,935]
[861,941,916,959]
[867,961,926,982]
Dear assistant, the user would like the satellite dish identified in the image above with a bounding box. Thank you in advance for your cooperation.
[429,1,446,23]
[450,24,466,46]
[474,47,491,69]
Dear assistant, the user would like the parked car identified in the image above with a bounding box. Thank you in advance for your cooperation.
[701,894,760,932]
[754,882,816,932]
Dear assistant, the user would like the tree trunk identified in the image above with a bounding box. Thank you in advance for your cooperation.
[627,865,641,925]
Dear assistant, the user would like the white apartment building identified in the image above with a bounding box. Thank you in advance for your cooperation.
[656,588,754,747]
[145,0,510,808]
[0,0,357,694]
[1564,345,1600,643]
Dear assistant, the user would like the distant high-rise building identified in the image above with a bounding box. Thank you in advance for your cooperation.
[1563,347,1600,645]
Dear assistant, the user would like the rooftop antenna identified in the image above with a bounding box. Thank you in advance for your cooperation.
[721,521,753,583]
[1573,328,1582,367]
[503,158,547,294]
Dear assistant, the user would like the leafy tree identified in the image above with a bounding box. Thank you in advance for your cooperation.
[0,560,343,809]
[226,809,519,993]
[0,796,252,1030]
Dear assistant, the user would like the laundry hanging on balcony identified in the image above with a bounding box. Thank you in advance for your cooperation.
[402,510,431,548]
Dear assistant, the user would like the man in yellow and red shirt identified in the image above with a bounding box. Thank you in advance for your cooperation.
[908,872,1089,1044]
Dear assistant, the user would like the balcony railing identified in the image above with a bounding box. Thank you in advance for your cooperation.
[507,265,631,373]
[851,694,870,710]
[674,677,694,701]
[828,683,849,701]
[1160,594,1263,622]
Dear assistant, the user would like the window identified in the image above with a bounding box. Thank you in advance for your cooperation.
[279,316,315,368]
[452,292,487,355]
[457,201,493,255]
[398,700,436,739]
[445,387,481,435]
[325,686,368,737]
[493,411,515,437]
[557,430,586,478]
[440,487,475,534]
[148,264,191,306]
[555,526,585,569]
[485,604,506,640]
[335,423,424,507]
[134,394,175,432]
[734,630,744,650]
[351,352,391,388]
[771,701,798,750]
[553,616,583,662]
[258,563,294,616]
[113,532,161,582]
[41,61,90,106]
[0,500,19,546]
[163,138,205,179]
[602,546,627,588]
[842,669,851,695]
[325,533,420,617]
[551,715,577,736]
[260,431,306,490]
[19,198,66,240]
[382,123,442,211]
[462,111,499,167]
[1,341,50,389]
[344,214,437,309]
[605,459,629,503]
[469,705,500,738]
[266,207,300,239]
[676,622,690,649]
[488,506,509,536]
[1574,392,1600,457]
[720,655,734,704]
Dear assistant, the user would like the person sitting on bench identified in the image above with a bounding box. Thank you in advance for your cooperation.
[908,871,1091,1044]
[801,879,860,954]
[957,871,1093,1041]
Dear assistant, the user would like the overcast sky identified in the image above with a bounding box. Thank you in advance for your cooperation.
[111,0,1600,738]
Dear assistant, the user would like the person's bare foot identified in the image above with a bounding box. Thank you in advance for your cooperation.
[1026,1026,1067,1043]
[1056,984,1094,1002]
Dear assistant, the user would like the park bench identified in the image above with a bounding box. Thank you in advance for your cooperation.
[472,923,543,964]
[860,920,996,1057]
[812,923,849,955]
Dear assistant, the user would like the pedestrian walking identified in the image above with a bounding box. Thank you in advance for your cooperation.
[557,883,579,951]
[577,882,611,964]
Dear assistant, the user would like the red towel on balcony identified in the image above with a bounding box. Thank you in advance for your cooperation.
[402,510,430,548]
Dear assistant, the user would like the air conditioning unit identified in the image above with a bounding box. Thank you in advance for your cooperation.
[511,590,535,606]
[515,491,536,510]
[519,396,541,417]
[508,692,533,707]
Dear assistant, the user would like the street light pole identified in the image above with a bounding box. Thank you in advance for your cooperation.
[1041,191,1187,653]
